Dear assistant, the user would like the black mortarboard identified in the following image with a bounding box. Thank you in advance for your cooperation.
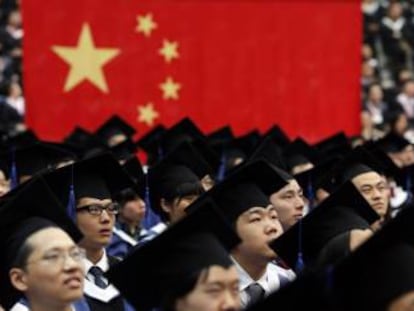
[0,177,83,309]
[330,205,414,311]
[269,181,379,271]
[313,132,351,158]
[375,132,411,153]
[248,136,287,170]
[106,198,240,311]
[64,126,107,158]
[0,142,76,183]
[330,146,388,187]
[147,160,203,219]
[283,138,319,174]
[231,130,261,157]
[206,126,234,148]
[2,130,39,150]
[42,153,135,204]
[162,141,215,180]
[135,125,166,165]
[109,138,138,162]
[263,125,291,147]
[208,159,289,223]
[95,115,137,146]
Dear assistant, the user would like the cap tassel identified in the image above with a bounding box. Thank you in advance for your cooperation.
[142,173,161,230]
[405,171,412,191]
[9,148,18,190]
[295,219,305,273]
[67,166,77,222]
[216,152,227,182]
[307,174,314,211]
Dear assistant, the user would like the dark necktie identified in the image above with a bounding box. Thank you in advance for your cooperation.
[89,266,107,289]
[245,283,265,306]
[278,273,291,288]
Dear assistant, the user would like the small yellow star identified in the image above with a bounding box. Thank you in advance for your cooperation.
[136,13,158,37]
[51,23,120,93]
[137,103,159,126]
[159,76,181,100]
[159,39,179,63]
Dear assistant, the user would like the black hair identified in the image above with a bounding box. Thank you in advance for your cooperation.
[158,181,205,222]
[10,238,34,270]
[114,187,141,207]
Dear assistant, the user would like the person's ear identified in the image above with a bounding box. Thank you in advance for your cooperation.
[9,267,29,292]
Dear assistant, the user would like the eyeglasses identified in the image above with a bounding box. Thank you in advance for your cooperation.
[27,247,86,267]
[76,202,120,216]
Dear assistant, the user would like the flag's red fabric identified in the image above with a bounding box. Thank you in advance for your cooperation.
[22,0,361,142]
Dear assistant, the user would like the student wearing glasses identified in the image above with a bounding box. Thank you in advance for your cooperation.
[43,154,136,311]
[0,178,87,311]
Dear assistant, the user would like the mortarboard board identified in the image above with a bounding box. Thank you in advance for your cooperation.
[109,138,138,162]
[263,125,291,147]
[282,138,320,174]
[162,141,215,180]
[206,125,234,148]
[106,198,241,311]
[330,205,414,311]
[2,130,39,150]
[207,159,289,223]
[375,132,412,154]
[64,127,107,158]
[313,132,351,158]
[0,177,83,309]
[95,115,137,146]
[0,142,76,186]
[269,181,379,271]
[248,136,287,170]
[329,146,389,188]
[135,125,166,165]
[41,153,135,204]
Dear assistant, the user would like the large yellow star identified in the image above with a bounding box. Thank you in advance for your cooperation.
[159,76,181,100]
[136,13,158,37]
[159,39,179,63]
[51,23,120,93]
[137,103,159,126]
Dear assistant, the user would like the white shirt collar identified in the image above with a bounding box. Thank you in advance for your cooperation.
[84,249,109,273]
[231,257,272,293]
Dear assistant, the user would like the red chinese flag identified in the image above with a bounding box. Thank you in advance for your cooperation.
[22,0,361,142]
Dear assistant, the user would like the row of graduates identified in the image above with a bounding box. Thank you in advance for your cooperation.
[0,115,414,311]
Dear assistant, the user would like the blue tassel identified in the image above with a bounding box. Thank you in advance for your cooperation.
[9,148,18,190]
[306,174,314,211]
[406,171,412,191]
[216,152,227,182]
[67,183,77,222]
[142,173,161,230]
[295,219,305,273]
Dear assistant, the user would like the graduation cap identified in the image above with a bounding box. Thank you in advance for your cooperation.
[106,198,241,311]
[0,142,76,186]
[0,177,83,309]
[109,138,138,162]
[147,160,203,220]
[2,130,39,150]
[207,159,289,223]
[375,132,411,154]
[313,132,352,158]
[206,125,234,147]
[330,205,414,311]
[330,146,389,188]
[121,156,145,198]
[95,115,137,146]
[41,153,135,207]
[64,126,107,158]
[135,125,166,165]
[269,181,379,272]
[282,138,319,174]
[162,141,215,181]
[263,125,291,147]
[248,136,287,170]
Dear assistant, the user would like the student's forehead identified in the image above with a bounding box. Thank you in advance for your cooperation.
[278,179,301,192]
[352,171,384,185]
